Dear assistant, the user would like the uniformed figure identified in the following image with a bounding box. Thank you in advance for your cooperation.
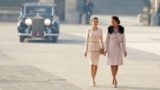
[84,0,94,24]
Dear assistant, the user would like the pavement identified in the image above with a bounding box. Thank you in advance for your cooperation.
[0,15,160,90]
[0,52,81,90]
[0,23,82,90]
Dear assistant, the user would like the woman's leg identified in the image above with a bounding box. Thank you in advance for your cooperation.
[91,64,98,85]
[90,52,100,86]
[94,65,98,83]
[91,64,94,82]
[115,65,119,77]
[111,66,116,84]
[94,65,98,77]
[112,65,118,88]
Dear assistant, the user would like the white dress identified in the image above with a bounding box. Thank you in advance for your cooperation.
[105,30,127,65]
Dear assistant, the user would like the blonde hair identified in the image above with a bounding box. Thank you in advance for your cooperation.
[91,17,99,21]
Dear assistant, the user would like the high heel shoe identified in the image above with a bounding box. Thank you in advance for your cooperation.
[91,81,96,87]
[113,80,118,88]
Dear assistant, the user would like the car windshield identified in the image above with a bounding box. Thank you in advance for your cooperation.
[25,6,52,15]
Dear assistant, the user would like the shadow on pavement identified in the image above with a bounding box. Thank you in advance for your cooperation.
[24,39,85,45]
[58,39,84,45]
[26,40,57,44]
[119,86,160,90]
[127,47,160,62]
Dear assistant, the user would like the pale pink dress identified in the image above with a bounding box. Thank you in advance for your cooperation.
[105,30,127,65]
[84,27,104,65]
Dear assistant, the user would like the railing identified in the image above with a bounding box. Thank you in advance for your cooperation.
[0,10,19,22]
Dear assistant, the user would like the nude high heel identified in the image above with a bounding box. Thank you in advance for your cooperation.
[113,80,118,88]
[91,81,96,87]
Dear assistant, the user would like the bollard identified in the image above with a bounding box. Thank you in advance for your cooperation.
[81,14,87,24]
[150,13,159,26]
[137,13,143,24]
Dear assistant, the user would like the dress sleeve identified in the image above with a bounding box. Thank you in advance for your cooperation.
[122,33,127,52]
[84,29,89,52]
[100,29,104,49]
[105,33,109,52]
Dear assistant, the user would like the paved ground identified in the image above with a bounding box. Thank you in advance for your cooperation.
[0,15,160,90]
[0,65,80,90]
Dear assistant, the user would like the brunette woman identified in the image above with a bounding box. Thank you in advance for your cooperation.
[104,16,127,88]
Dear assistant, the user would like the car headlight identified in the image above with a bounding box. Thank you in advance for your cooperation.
[17,21,21,26]
[44,18,51,26]
[25,18,32,26]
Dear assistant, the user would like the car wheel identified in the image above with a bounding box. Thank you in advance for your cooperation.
[20,36,25,42]
[52,36,58,42]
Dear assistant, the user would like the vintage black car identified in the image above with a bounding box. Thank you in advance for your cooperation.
[17,3,60,42]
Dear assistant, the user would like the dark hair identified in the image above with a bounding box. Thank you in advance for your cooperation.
[108,25,124,34]
[91,17,99,21]
[112,16,120,24]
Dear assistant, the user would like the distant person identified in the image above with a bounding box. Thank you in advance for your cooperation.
[143,0,151,24]
[157,4,160,25]
[104,16,127,88]
[28,8,33,14]
[84,17,104,86]
[84,0,94,24]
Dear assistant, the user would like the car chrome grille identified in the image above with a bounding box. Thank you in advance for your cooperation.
[32,16,45,37]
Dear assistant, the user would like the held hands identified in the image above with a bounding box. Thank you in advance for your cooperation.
[124,52,127,57]
[84,51,127,57]
[104,51,107,56]
[83,52,87,57]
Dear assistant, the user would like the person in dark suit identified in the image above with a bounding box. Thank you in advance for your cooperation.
[84,0,94,24]
[157,3,160,25]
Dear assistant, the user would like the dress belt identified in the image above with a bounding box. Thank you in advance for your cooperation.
[114,41,122,43]
[89,41,99,43]
[110,40,122,43]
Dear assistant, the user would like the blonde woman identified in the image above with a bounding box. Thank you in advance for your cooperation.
[84,17,104,86]
[105,16,127,88]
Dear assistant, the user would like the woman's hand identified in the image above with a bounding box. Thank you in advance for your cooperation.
[83,52,87,57]
[104,51,107,56]
[124,52,127,57]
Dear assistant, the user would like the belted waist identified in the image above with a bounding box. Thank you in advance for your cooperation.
[114,41,122,43]
[88,42,101,51]
[89,41,99,43]
[109,40,122,43]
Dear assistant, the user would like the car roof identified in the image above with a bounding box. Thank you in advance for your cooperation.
[23,3,56,7]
